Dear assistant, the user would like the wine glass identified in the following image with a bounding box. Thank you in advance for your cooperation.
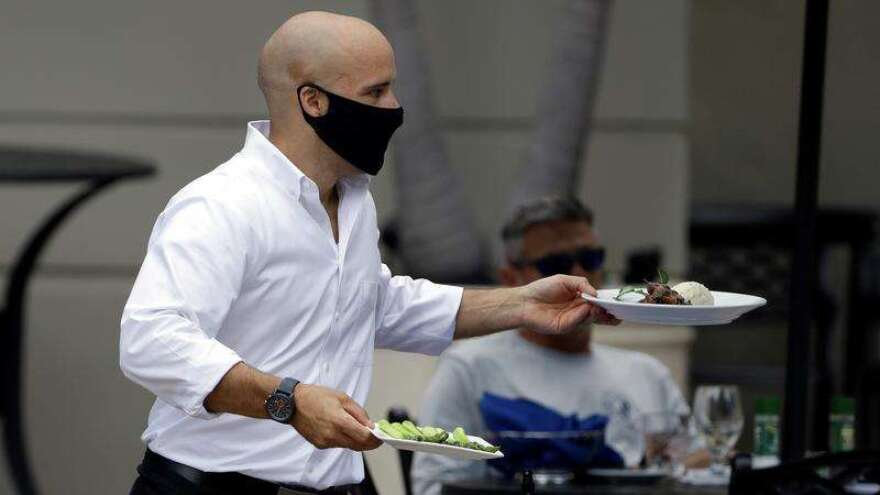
[693,385,744,477]
[642,412,692,473]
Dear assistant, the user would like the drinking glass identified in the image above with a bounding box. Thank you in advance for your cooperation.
[693,385,744,476]
[641,412,692,472]
[601,392,645,467]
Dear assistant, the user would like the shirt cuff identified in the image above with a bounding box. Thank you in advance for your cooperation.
[181,342,243,420]
[420,284,464,356]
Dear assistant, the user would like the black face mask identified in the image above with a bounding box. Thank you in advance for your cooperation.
[298,84,404,176]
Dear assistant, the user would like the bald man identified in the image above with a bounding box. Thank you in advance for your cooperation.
[121,11,614,495]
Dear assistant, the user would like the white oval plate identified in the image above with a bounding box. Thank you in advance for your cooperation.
[371,426,504,460]
[582,289,766,326]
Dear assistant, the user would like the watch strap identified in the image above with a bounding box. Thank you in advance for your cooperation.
[276,377,299,397]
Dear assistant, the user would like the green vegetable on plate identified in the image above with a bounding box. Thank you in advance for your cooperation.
[376,421,499,453]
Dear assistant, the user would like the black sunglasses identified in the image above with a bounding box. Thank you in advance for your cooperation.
[516,247,606,277]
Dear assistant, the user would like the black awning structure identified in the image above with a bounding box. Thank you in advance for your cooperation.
[782,0,830,461]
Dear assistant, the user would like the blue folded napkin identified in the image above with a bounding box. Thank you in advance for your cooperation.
[479,392,624,475]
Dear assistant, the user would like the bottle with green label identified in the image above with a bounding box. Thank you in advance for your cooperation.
[753,396,781,456]
[829,396,855,452]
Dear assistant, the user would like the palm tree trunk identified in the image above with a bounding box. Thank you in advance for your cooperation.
[508,0,613,212]
[369,0,485,282]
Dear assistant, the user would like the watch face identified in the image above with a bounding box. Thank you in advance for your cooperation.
[266,394,293,422]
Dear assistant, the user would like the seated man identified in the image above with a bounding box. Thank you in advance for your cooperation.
[412,196,699,494]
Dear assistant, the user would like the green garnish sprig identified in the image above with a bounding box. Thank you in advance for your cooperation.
[614,286,648,300]
[614,269,669,301]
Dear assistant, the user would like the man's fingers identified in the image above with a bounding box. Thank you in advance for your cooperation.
[575,302,618,327]
[604,315,622,326]
[341,398,374,428]
[338,415,382,451]
[339,400,382,450]
[581,277,598,297]
[567,302,595,327]
[559,274,597,297]
[590,305,620,325]
[350,429,382,451]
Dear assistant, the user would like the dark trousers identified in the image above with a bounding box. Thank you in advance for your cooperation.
[130,460,223,495]
[130,450,361,495]
[130,466,197,495]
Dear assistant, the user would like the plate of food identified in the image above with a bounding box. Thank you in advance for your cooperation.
[372,420,504,460]
[581,271,766,326]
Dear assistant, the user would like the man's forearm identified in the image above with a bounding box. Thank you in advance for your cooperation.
[203,361,382,451]
[453,287,525,340]
[204,361,280,418]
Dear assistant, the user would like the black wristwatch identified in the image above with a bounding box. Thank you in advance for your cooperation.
[265,377,300,423]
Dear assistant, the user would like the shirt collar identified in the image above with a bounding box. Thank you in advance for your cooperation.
[243,120,370,199]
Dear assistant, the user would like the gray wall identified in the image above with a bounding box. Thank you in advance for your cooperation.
[0,1,688,494]
[691,0,880,209]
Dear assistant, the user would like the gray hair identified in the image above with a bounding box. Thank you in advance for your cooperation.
[501,196,594,263]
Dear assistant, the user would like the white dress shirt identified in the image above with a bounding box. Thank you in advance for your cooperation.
[120,120,463,489]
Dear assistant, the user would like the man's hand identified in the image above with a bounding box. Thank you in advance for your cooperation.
[203,363,380,451]
[291,383,382,451]
[519,274,618,335]
[454,275,618,340]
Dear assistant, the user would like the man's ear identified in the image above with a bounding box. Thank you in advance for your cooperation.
[299,86,328,117]
[498,266,520,287]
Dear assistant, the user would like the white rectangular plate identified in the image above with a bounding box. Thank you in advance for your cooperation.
[371,426,504,460]
[582,289,766,326]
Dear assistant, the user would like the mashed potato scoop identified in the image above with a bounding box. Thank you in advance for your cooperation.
[672,281,715,306]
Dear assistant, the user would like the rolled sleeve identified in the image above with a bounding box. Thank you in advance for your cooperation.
[121,315,243,419]
[120,190,250,419]
[182,342,242,419]
[374,263,463,355]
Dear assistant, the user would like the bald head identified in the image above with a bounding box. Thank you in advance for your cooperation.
[258,11,398,122]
